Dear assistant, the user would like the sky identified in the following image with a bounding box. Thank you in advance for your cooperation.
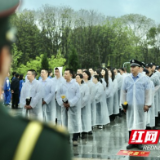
[20,0,160,23]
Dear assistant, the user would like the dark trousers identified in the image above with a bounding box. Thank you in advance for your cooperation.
[129,131,131,139]
[12,93,19,109]
[72,133,79,141]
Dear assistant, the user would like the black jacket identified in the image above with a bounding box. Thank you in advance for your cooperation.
[11,77,19,94]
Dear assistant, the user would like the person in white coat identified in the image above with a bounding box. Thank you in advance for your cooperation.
[101,69,114,119]
[110,69,119,117]
[113,68,123,116]
[121,59,152,150]
[39,69,55,123]
[56,69,81,146]
[146,63,160,128]
[20,69,43,120]
[101,68,113,121]
[143,69,156,129]
[92,75,110,128]
[76,74,92,139]
[89,68,95,80]
[53,67,65,125]
[83,71,95,128]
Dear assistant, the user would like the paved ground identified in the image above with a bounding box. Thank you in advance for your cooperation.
[5,105,160,160]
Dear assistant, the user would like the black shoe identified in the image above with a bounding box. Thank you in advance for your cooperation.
[81,133,86,139]
[126,144,135,149]
[146,126,152,130]
[137,144,143,150]
[88,131,92,135]
[118,109,122,117]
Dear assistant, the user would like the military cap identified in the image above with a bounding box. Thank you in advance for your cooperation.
[145,64,149,68]
[141,62,145,68]
[130,59,142,67]
[0,0,19,48]
[147,62,155,68]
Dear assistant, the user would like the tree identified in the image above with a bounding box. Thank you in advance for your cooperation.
[11,5,160,71]
[11,43,23,70]
[67,46,80,71]
[41,53,49,70]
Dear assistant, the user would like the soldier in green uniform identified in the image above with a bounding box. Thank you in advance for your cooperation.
[0,0,71,160]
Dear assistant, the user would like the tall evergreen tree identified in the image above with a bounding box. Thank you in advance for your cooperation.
[68,46,80,71]
[41,53,49,70]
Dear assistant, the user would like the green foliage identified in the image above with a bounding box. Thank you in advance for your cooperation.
[10,6,160,73]
[16,53,66,77]
[67,46,80,71]
[11,43,23,70]
[49,50,66,72]
[41,53,49,70]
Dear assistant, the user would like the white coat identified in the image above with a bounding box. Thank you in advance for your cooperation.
[20,79,43,120]
[106,78,114,116]
[53,67,65,124]
[56,79,81,133]
[39,78,55,123]
[94,82,110,125]
[115,73,123,109]
[121,73,152,131]
[79,83,92,132]
[84,80,95,126]
[146,80,155,127]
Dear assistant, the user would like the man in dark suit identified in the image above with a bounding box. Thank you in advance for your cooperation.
[11,73,20,109]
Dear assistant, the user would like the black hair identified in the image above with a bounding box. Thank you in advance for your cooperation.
[48,71,52,76]
[143,68,149,75]
[19,74,23,80]
[93,75,100,81]
[101,68,109,87]
[15,73,19,78]
[95,69,102,78]
[55,68,59,70]
[65,68,74,77]
[111,69,115,81]
[12,72,16,76]
[76,74,84,84]
[83,70,91,80]
[28,69,37,77]
[93,75,102,83]
[119,68,125,72]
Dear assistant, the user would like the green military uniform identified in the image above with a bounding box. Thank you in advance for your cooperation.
[0,1,71,160]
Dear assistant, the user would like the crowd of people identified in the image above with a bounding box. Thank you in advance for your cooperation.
[2,60,160,148]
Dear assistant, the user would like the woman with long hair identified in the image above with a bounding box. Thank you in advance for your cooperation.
[101,68,113,119]
[76,74,92,139]
[83,71,96,128]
